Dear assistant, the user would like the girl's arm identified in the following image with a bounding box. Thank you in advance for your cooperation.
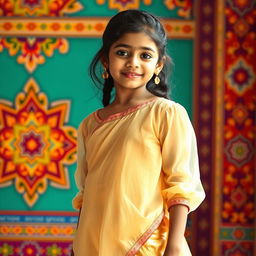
[163,205,189,256]
[72,121,88,210]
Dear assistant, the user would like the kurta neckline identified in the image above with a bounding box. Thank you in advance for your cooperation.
[94,97,160,123]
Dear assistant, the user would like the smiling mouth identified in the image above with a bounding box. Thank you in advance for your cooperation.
[122,72,142,78]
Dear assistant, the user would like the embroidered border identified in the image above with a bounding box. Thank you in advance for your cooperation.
[0,18,194,39]
[94,98,158,123]
[167,197,190,211]
[193,0,216,254]
[0,211,78,256]
[126,211,165,256]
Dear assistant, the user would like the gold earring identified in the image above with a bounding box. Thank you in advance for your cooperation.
[154,73,160,85]
[102,67,109,79]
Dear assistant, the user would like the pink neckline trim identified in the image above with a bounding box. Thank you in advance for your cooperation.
[94,98,159,123]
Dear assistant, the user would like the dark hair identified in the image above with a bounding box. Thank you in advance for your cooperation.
[89,10,172,106]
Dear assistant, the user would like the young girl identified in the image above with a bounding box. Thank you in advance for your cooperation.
[72,10,205,256]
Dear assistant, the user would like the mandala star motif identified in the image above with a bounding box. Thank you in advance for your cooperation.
[225,135,253,168]
[226,57,254,95]
[0,78,77,207]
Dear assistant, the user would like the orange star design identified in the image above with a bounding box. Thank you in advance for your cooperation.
[0,78,77,207]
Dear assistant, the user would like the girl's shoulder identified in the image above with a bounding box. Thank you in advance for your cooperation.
[152,97,188,116]
[79,111,95,125]
[77,111,98,136]
[152,98,193,133]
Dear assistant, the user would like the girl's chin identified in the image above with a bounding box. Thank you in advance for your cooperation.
[114,83,147,90]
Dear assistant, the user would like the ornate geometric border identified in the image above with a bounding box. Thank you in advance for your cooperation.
[0,18,195,39]
[0,211,78,256]
[220,0,255,255]
[193,1,255,255]
[0,211,78,241]
[193,0,216,255]
[212,0,225,255]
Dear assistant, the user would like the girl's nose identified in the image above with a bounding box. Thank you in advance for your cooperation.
[126,55,139,68]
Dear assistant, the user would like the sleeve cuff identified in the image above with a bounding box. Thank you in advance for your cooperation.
[167,197,190,212]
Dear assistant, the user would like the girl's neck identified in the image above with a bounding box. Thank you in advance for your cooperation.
[113,87,156,106]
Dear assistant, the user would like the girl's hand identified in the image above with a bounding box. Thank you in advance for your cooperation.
[163,245,182,256]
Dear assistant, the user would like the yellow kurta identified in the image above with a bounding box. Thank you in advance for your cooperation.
[72,97,205,256]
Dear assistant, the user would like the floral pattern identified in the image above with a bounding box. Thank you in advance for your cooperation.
[0,78,76,207]
[0,0,82,72]
[164,0,192,18]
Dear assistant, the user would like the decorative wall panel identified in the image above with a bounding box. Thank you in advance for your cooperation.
[0,0,255,255]
[0,78,77,207]
[194,0,255,255]
[0,211,78,256]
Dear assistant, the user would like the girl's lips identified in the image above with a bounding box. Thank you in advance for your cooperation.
[122,72,142,78]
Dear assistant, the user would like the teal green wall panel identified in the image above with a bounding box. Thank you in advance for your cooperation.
[0,14,194,210]
[0,50,29,99]
[168,39,193,117]
[34,38,103,123]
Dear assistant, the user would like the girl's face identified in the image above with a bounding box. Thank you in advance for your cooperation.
[106,32,163,91]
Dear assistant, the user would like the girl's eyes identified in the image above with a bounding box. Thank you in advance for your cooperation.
[140,53,152,59]
[115,50,152,60]
[116,50,128,56]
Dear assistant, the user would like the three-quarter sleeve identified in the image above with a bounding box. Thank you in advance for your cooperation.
[160,102,205,212]
[72,121,88,210]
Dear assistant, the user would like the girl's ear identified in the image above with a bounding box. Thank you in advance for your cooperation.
[155,57,165,74]
[101,56,108,69]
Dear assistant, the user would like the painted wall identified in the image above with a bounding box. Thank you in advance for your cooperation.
[0,1,198,255]
[1,1,254,255]
[0,1,194,211]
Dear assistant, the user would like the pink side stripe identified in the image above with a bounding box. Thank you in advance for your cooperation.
[126,211,165,256]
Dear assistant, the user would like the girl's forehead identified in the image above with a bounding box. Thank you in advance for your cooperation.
[112,32,158,48]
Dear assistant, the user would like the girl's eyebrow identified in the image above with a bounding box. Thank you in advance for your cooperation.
[113,43,156,53]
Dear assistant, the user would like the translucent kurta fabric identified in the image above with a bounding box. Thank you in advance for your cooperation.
[72,98,205,256]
